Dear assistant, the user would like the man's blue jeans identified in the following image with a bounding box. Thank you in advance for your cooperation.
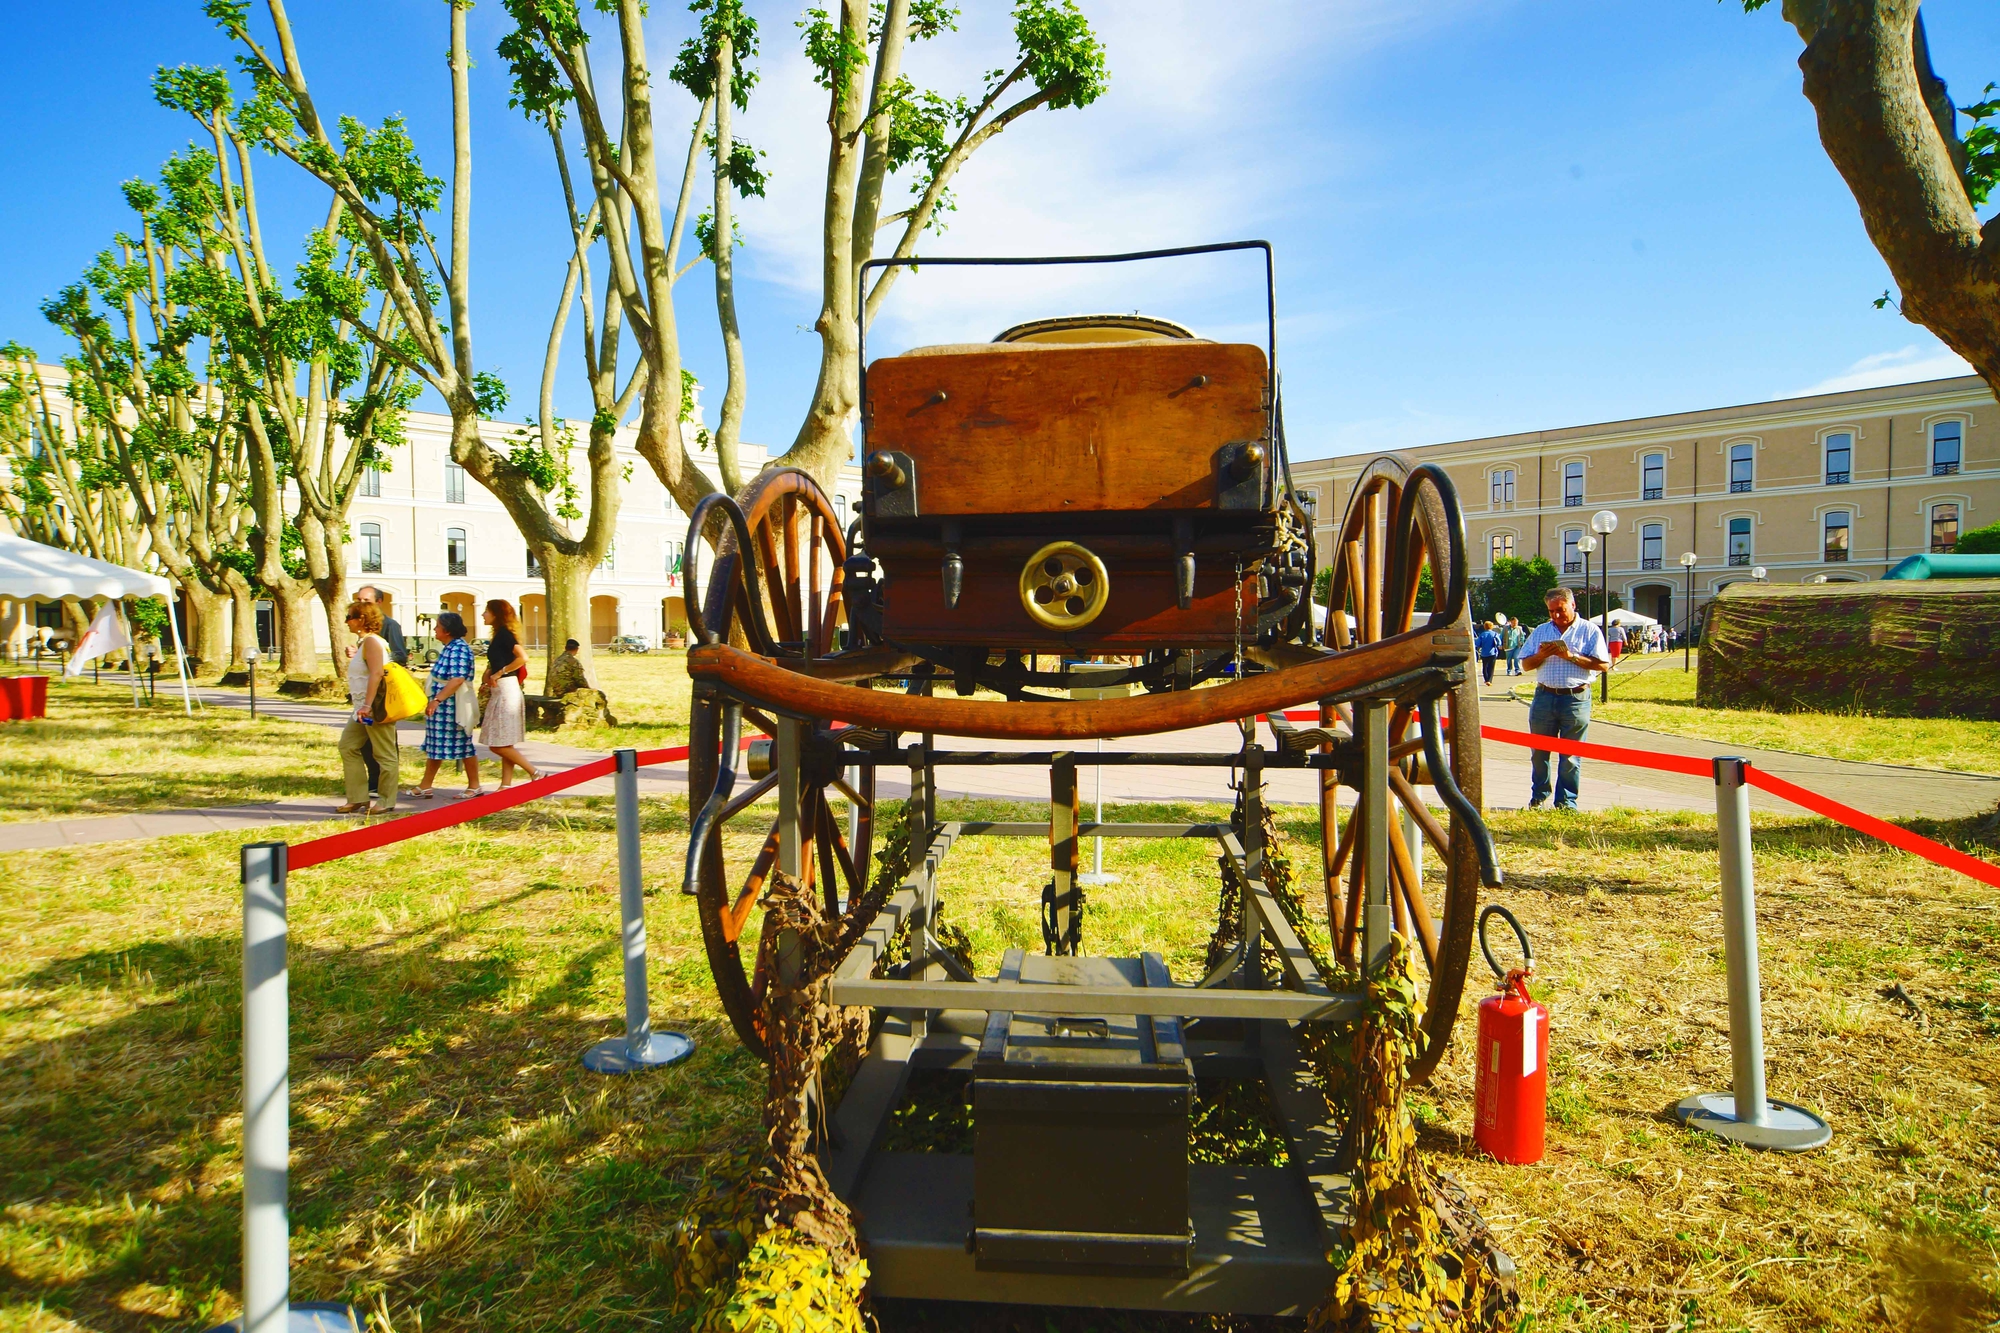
[1528,686,1590,808]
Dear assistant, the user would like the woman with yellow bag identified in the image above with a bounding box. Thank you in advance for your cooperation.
[337,599,410,815]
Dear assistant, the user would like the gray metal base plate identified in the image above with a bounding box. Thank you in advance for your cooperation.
[202,1301,361,1332]
[581,1031,695,1074]
[855,1153,1334,1314]
[1673,1092,1831,1151]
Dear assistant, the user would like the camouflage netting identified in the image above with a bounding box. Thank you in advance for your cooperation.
[1215,798,1518,1332]
[1698,579,2000,720]
[669,869,873,1332]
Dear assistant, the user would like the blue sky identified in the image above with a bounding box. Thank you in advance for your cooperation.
[1,1,1994,464]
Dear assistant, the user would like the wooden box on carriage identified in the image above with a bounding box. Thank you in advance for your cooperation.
[861,323,1279,651]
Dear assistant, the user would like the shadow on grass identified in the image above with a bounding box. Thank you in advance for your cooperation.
[2,925,762,1333]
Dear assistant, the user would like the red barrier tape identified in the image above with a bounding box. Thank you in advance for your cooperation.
[1476,724,1715,778]
[288,735,759,870]
[1742,766,2000,890]
[289,756,619,869]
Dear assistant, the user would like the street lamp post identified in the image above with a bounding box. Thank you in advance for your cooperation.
[1590,510,1619,702]
[1680,551,1698,673]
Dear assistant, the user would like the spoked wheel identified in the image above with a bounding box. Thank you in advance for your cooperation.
[1321,454,1484,1085]
[685,468,877,1061]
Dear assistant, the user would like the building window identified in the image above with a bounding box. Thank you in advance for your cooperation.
[447,527,467,577]
[1641,453,1664,501]
[1489,532,1514,565]
[1490,469,1516,507]
[1563,462,1584,507]
[527,547,542,577]
[1729,443,1754,493]
[1727,516,1752,565]
[599,538,616,573]
[360,465,382,498]
[1640,522,1663,569]
[1931,502,1960,553]
[835,494,849,523]
[1932,421,1962,476]
[359,521,382,573]
[1824,433,1851,485]
[445,461,466,504]
[667,540,684,576]
[1561,528,1582,574]
[1823,511,1850,562]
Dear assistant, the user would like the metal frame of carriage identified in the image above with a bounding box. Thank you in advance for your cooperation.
[678,243,1500,1316]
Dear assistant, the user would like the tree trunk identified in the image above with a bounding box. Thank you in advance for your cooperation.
[1788,0,2000,392]
[229,578,257,667]
[185,582,229,669]
[271,583,323,680]
[538,548,597,685]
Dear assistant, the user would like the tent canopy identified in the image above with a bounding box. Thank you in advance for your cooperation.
[1605,607,1658,627]
[0,531,170,601]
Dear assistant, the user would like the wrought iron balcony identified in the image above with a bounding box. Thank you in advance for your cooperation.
[1824,547,1848,562]
[1643,487,1663,500]
[1642,557,1662,570]
[362,555,382,574]
[1825,471,1849,485]
[1728,553,1751,567]
[1730,480,1753,493]
[1563,560,1582,574]
[1564,495,1583,507]
[449,559,467,577]
[1934,460,1960,476]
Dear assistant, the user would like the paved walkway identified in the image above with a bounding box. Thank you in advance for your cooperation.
[0,675,1991,853]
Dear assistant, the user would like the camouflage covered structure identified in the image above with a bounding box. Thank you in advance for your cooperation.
[1698,579,2000,720]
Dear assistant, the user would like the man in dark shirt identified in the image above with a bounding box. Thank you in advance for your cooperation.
[352,586,407,799]
[355,586,407,665]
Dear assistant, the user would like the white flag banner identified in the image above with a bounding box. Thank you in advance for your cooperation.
[64,602,131,676]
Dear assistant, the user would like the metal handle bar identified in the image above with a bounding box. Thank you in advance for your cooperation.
[1478,903,1533,981]
[858,239,1274,373]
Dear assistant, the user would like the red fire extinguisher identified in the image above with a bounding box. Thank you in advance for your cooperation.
[1473,904,1549,1165]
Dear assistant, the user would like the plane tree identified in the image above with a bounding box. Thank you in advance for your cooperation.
[1747,1,2000,390]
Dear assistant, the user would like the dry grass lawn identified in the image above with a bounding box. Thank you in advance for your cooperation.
[2,786,1996,1332]
[1588,653,2000,776]
[0,681,342,823]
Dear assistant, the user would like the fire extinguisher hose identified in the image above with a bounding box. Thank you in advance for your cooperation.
[1478,902,1534,982]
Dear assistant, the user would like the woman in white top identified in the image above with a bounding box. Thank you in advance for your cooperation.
[478,599,543,789]
[337,600,399,814]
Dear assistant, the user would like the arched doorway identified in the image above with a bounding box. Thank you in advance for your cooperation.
[1629,582,1673,628]
[439,592,476,631]
[520,594,548,648]
[662,595,686,645]
[590,595,619,647]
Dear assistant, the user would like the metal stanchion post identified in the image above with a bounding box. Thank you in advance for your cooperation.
[1078,735,1119,886]
[217,844,360,1333]
[582,749,695,1073]
[1673,758,1830,1151]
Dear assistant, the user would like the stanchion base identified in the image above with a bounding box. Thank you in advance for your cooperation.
[1672,1092,1831,1151]
[203,1301,363,1332]
[582,1031,695,1074]
[1077,873,1120,886]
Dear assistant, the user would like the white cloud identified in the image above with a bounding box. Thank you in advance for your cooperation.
[704,0,1478,351]
[1798,342,1976,396]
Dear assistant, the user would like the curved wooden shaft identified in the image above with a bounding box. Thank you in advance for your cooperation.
[688,624,1465,741]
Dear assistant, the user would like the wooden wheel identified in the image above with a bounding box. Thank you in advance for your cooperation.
[1320,455,1484,1085]
[685,469,875,1061]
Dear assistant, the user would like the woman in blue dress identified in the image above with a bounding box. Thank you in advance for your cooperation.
[410,611,482,799]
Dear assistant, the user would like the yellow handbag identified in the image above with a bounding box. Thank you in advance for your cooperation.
[380,662,428,723]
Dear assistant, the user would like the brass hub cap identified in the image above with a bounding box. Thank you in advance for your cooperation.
[1020,541,1110,630]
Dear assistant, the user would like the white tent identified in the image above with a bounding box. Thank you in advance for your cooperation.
[0,531,192,713]
[1604,607,1659,628]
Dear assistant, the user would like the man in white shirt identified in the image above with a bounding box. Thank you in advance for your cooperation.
[1518,586,1610,810]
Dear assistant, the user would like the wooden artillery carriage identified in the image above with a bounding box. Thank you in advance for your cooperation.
[682,243,1500,1315]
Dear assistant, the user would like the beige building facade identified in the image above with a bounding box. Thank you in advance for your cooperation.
[1291,374,1996,631]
